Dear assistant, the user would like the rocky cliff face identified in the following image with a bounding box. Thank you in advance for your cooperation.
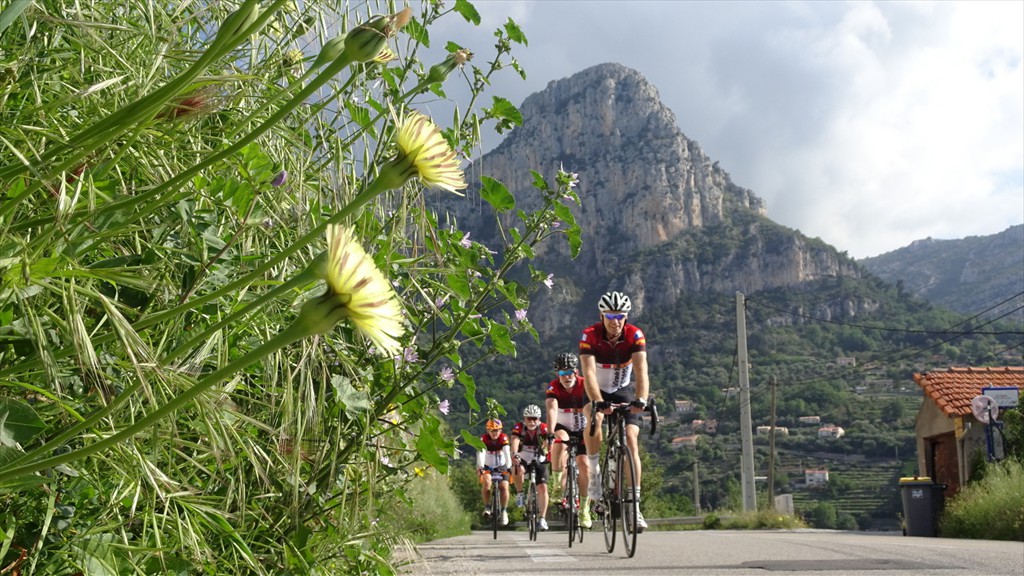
[441,63,863,333]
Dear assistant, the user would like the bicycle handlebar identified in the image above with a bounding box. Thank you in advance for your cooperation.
[587,396,659,437]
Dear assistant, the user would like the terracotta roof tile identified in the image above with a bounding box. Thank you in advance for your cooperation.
[913,366,1024,417]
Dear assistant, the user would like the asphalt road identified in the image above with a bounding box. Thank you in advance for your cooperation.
[399,529,1024,575]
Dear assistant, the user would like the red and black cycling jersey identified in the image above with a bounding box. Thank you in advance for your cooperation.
[510,422,549,447]
[546,376,589,432]
[545,376,588,410]
[480,432,510,452]
[578,321,646,394]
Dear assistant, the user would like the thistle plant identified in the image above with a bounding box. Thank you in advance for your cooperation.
[0,1,555,574]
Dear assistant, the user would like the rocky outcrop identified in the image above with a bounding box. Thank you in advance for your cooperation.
[860,224,1024,323]
[439,63,864,332]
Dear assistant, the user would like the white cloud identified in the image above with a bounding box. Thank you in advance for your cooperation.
[427,1,1023,258]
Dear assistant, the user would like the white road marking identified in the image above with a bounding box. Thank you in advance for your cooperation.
[523,547,577,563]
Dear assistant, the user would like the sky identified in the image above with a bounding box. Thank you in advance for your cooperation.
[427,1,1024,260]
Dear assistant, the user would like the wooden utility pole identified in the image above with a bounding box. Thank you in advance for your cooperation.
[767,376,777,508]
[693,459,701,514]
[736,292,756,512]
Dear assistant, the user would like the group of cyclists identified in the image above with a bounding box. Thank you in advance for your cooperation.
[476,291,651,534]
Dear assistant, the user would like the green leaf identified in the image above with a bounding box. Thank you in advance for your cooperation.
[403,18,429,47]
[0,398,46,447]
[503,18,528,45]
[461,429,484,450]
[567,225,583,258]
[331,375,370,417]
[480,176,514,213]
[446,273,471,300]
[459,372,479,411]
[453,0,481,25]
[0,446,46,493]
[487,96,522,127]
[553,202,583,257]
[489,322,515,356]
[415,416,449,473]
[345,101,372,129]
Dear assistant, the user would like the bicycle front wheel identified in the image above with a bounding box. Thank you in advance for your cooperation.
[566,463,578,547]
[618,445,638,558]
[528,480,539,541]
[492,481,500,540]
[600,447,616,553]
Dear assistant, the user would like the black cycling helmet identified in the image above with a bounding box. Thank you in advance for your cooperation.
[554,353,579,371]
[598,291,632,313]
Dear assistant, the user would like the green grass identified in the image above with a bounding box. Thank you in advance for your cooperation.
[940,459,1024,541]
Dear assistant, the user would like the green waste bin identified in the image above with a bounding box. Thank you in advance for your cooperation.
[899,476,946,537]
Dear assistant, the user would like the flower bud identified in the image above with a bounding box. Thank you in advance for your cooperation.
[312,35,346,69]
[213,1,260,47]
[426,49,473,84]
[344,8,412,64]
[343,19,388,63]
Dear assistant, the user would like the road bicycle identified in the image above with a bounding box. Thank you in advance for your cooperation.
[521,460,541,541]
[562,433,585,547]
[482,466,507,540]
[588,399,658,558]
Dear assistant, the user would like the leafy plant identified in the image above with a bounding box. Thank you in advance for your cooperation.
[0,0,577,573]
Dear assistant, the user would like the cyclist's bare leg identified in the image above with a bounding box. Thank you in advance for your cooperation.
[625,423,642,490]
[480,474,491,511]
[511,463,524,494]
[499,480,510,509]
[538,481,549,518]
[550,430,569,494]
[584,410,604,461]
[577,453,591,496]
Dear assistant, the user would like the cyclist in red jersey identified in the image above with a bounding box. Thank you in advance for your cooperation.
[579,291,650,531]
[510,404,551,530]
[545,353,593,528]
[476,419,512,526]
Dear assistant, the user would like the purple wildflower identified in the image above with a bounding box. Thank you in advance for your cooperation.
[271,170,288,187]
[439,367,455,382]
[514,309,528,322]
[403,347,419,363]
[543,274,554,289]
[439,399,451,414]
[460,232,472,248]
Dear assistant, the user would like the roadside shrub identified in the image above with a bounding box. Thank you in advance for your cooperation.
[720,510,807,530]
[388,470,472,542]
[941,459,1024,541]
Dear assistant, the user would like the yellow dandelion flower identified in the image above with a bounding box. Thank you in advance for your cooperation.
[414,466,426,477]
[296,225,404,354]
[378,111,467,194]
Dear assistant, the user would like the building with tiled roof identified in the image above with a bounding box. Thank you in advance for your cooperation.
[912,366,1023,495]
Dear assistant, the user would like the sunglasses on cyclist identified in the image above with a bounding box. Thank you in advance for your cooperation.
[557,369,575,377]
[602,312,627,321]
[525,417,540,421]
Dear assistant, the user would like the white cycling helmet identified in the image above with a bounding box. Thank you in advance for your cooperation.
[523,404,542,419]
[598,291,632,313]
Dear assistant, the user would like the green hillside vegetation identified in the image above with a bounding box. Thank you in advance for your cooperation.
[447,232,1022,526]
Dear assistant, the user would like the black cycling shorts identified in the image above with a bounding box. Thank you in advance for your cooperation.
[602,387,643,427]
[519,459,548,485]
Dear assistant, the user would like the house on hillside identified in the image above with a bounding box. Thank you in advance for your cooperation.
[798,416,821,425]
[671,435,699,449]
[756,425,789,436]
[912,366,1024,497]
[674,399,696,414]
[817,424,845,439]
[804,469,829,487]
